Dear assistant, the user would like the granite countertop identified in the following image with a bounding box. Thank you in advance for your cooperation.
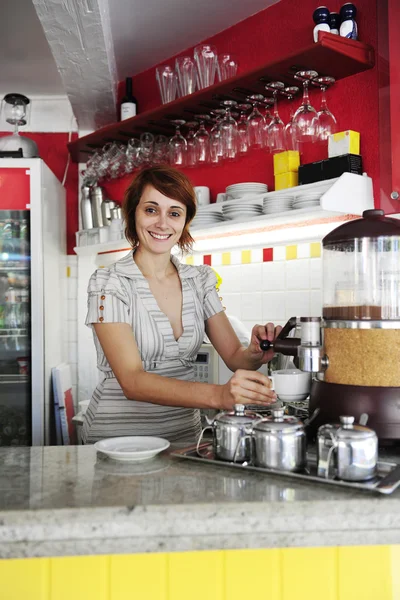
[1,444,400,558]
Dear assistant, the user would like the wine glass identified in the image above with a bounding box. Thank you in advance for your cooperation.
[293,70,320,143]
[220,100,238,161]
[140,132,154,165]
[185,122,198,167]
[265,82,286,153]
[209,109,225,164]
[153,135,169,164]
[246,94,266,150]
[169,120,187,166]
[193,115,211,164]
[125,138,142,172]
[312,76,337,140]
[236,103,251,155]
[284,87,300,151]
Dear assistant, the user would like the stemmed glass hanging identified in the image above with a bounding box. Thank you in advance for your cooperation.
[265,82,286,153]
[284,86,300,151]
[193,115,211,164]
[169,120,187,166]
[209,109,225,164]
[236,103,251,155]
[312,76,337,140]
[153,135,169,164]
[260,97,274,149]
[185,121,198,167]
[220,100,238,161]
[246,94,266,150]
[293,70,320,143]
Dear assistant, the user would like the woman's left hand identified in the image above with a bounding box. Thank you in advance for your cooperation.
[247,322,283,364]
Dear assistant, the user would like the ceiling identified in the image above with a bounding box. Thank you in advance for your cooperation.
[0,0,65,96]
[109,0,280,79]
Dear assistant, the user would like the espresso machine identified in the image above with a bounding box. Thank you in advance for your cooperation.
[261,209,400,441]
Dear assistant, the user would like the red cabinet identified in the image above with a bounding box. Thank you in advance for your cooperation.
[378,0,400,213]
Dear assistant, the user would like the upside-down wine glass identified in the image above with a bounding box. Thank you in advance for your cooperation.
[194,115,211,164]
[169,120,187,166]
[265,82,286,153]
[293,70,320,143]
[185,122,198,167]
[220,100,238,161]
[209,109,225,164]
[283,86,300,151]
[246,94,266,150]
[236,103,251,155]
[312,76,337,140]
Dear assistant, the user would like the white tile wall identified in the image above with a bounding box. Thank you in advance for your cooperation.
[218,256,323,327]
[66,255,78,407]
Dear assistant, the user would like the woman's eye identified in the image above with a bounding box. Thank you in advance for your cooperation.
[145,207,156,214]
[170,211,181,218]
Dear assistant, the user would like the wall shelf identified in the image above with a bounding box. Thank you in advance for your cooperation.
[68,33,375,163]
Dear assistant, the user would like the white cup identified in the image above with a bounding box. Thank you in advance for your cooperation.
[270,369,311,402]
[194,186,210,206]
[216,193,227,203]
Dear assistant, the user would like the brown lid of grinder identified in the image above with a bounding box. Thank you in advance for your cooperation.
[323,210,400,246]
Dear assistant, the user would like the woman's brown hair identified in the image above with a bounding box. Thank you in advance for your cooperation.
[123,165,197,253]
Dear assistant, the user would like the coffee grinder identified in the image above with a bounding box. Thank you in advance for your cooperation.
[261,209,400,441]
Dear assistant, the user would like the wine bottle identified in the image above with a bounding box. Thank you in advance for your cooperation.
[120,77,137,120]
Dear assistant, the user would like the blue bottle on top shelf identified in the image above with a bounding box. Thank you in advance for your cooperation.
[339,3,358,40]
[329,12,341,35]
[313,6,331,42]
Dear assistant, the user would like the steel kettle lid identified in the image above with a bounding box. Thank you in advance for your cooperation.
[254,408,304,432]
[216,403,259,424]
[336,415,376,439]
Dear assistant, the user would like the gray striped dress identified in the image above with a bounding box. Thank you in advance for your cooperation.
[81,251,224,444]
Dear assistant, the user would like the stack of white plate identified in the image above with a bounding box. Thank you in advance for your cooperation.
[292,192,321,210]
[191,209,225,229]
[226,182,268,200]
[222,202,263,221]
[263,195,294,215]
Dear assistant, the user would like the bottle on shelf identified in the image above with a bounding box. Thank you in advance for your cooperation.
[329,12,341,35]
[120,77,138,121]
[313,6,331,43]
[339,3,358,40]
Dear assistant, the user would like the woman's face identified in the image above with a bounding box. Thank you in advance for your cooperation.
[135,185,187,254]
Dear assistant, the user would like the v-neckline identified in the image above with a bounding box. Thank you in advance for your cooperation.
[133,256,186,344]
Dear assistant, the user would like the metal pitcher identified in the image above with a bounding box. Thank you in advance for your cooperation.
[196,404,261,463]
[317,416,378,481]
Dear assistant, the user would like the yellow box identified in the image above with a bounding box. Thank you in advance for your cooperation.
[275,171,298,190]
[273,150,300,176]
[328,130,360,158]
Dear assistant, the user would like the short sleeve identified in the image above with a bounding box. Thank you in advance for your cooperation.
[85,268,131,327]
[198,266,224,320]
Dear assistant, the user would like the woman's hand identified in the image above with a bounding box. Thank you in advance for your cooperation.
[247,322,283,365]
[218,369,277,410]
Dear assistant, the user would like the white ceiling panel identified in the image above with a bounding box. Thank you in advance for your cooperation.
[109,0,281,78]
[0,0,65,95]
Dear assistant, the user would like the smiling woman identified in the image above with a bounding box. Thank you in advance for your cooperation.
[82,166,281,445]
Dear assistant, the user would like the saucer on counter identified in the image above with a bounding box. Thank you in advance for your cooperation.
[94,436,170,462]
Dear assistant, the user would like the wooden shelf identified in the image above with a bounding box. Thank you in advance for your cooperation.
[68,33,375,163]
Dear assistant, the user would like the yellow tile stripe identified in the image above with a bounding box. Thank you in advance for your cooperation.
[185,255,194,265]
[241,250,251,264]
[66,266,71,278]
[0,545,398,600]
[286,245,297,260]
[310,242,321,258]
[221,252,231,265]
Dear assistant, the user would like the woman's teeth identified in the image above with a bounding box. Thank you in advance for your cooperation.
[149,232,171,240]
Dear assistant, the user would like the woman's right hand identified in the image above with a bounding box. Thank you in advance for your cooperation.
[218,369,277,410]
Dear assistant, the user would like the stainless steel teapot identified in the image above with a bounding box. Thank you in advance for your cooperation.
[196,404,261,463]
[317,416,378,481]
[252,408,307,472]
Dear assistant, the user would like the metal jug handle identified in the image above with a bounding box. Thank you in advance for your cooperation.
[233,434,252,464]
[325,431,338,479]
[196,426,213,457]
[304,407,320,428]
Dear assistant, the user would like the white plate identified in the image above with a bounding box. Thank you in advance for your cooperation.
[94,436,170,462]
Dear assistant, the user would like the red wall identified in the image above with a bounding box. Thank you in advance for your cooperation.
[0,132,79,254]
[104,0,379,207]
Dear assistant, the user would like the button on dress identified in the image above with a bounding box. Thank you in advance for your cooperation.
[82,251,224,444]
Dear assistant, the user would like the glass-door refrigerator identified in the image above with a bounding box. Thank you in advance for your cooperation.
[0,159,66,445]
